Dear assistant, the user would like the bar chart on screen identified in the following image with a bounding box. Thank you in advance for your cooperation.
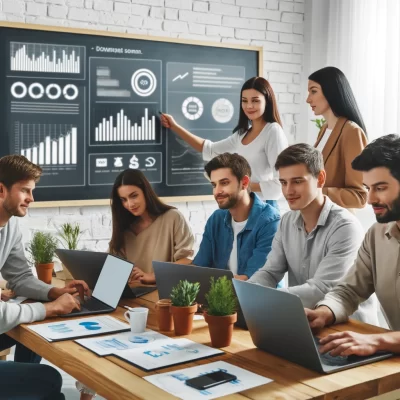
[10,42,85,76]
[16,122,78,166]
[92,107,160,145]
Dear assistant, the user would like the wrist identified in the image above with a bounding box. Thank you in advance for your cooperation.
[44,301,59,318]
[47,287,58,300]
[317,306,335,326]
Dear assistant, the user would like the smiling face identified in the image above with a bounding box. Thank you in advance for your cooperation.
[210,167,249,210]
[278,164,324,211]
[0,180,35,218]
[117,184,147,217]
[306,80,331,117]
[364,167,400,223]
[241,88,266,122]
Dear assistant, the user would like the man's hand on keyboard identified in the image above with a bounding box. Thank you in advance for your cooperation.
[318,331,380,357]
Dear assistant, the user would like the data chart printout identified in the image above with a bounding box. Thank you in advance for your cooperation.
[0,23,259,202]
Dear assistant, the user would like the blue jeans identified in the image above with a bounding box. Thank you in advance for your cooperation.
[0,334,64,399]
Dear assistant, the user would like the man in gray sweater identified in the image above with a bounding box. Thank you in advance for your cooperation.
[249,144,377,324]
[0,155,90,399]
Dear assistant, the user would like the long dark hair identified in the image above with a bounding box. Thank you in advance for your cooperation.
[308,66,367,136]
[233,77,282,135]
[109,169,175,256]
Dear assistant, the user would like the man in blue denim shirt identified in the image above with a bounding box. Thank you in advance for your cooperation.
[193,153,280,280]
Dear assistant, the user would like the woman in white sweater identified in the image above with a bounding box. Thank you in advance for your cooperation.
[161,77,288,207]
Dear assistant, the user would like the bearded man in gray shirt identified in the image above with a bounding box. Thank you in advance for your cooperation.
[249,144,377,325]
[0,155,90,399]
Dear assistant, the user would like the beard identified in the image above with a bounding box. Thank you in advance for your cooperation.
[215,193,239,210]
[373,191,400,223]
[3,198,25,217]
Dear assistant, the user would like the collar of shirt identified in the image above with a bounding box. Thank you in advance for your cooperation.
[385,221,400,242]
[224,192,264,231]
[292,196,334,231]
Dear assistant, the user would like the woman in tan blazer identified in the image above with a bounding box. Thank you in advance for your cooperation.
[307,66,368,210]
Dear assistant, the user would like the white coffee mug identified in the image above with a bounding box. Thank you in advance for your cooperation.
[124,307,149,333]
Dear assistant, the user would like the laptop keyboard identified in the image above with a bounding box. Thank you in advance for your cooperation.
[313,336,350,366]
[70,297,107,313]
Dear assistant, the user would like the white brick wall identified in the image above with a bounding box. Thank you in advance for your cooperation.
[0,0,304,252]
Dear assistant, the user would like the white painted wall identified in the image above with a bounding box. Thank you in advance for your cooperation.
[0,0,304,253]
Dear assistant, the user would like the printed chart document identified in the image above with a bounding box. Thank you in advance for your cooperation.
[113,338,223,371]
[75,329,169,356]
[145,361,273,399]
[27,316,130,342]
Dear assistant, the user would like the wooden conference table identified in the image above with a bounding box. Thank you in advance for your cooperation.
[6,286,400,400]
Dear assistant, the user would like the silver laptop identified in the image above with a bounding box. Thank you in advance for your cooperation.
[56,249,157,298]
[233,280,392,374]
[60,252,133,317]
[153,261,247,329]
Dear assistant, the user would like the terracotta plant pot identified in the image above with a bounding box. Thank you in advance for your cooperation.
[204,311,237,348]
[36,263,54,284]
[156,299,174,332]
[170,303,198,335]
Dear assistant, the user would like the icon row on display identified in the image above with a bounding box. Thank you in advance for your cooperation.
[181,97,234,123]
[11,81,79,101]
[95,155,156,169]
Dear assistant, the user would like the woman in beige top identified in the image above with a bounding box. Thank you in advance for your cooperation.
[77,169,194,399]
[109,168,194,284]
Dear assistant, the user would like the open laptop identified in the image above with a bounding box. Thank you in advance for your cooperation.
[56,249,157,298]
[153,261,247,329]
[62,253,133,317]
[233,280,393,374]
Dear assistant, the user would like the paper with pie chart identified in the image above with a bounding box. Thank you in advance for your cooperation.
[26,316,130,342]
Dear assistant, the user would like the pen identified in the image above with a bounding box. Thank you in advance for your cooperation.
[124,305,134,310]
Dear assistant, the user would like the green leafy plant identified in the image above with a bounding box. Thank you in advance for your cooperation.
[170,280,200,307]
[311,118,326,130]
[205,276,237,317]
[58,222,82,250]
[28,231,58,264]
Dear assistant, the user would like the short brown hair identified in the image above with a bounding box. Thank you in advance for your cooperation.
[275,144,323,178]
[0,155,42,188]
[204,153,251,182]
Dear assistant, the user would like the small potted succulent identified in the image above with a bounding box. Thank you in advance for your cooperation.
[204,276,238,348]
[57,222,82,280]
[28,231,58,284]
[170,280,200,335]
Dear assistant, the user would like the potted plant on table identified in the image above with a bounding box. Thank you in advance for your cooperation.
[170,280,200,335]
[28,231,58,284]
[57,222,82,280]
[204,276,238,348]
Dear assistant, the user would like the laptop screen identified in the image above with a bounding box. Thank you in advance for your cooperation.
[92,255,133,308]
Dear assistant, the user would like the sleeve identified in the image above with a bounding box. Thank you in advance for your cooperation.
[192,218,214,268]
[281,218,364,309]
[323,126,367,208]
[172,211,195,261]
[243,216,280,278]
[248,221,288,286]
[317,227,376,323]
[259,123,288,200]
[0,301,46,335]
[2,231,52,301]
[202,134,238,162]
